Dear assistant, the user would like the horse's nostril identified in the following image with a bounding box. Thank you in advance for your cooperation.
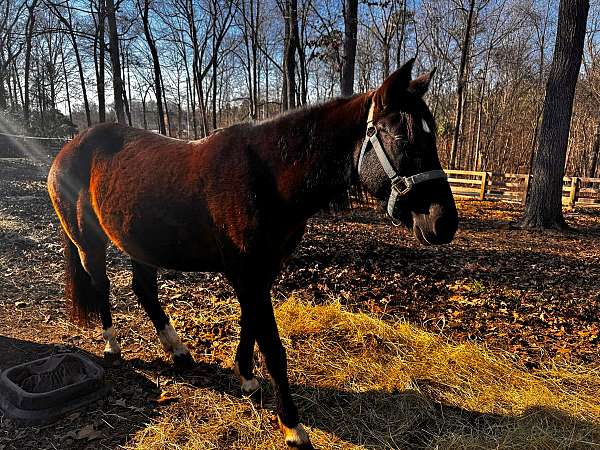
[433,214,458,243]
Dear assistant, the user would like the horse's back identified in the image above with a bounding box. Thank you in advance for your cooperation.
[49,123,251,270]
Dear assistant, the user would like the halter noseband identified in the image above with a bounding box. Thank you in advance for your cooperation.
[357,103,447,218]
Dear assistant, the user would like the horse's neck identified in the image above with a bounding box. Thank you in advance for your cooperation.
[264,93,372,219]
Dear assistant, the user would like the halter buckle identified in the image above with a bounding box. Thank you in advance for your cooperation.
[391,176,413,196]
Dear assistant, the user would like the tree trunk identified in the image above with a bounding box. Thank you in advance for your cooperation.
[23,0,38,126]
[395,0,407,69]
[121,45,132,125]
[71,29,92,126]
[449,0,475,169]
[519,0,589,230]
[282,0,297,110]
[161,71,172,135]
[340,0,358,96]
[139,0,165,133]
[211,10,218,130]
[97,0,106,122]
[587,123,599,178]
[61,48,73,127]
[142,88,149,129]
[106,0,126,124]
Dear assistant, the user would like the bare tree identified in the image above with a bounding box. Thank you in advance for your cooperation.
[340,0,357,96]
[448,0,476,169]
[282,0,298,110]
[106,0,126,123]
[46,0,93,126]
[138,0,166,133]
[520,0,589,230]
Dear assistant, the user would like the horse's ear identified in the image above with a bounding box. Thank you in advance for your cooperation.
[409,68,436,97]
[374,58,415,112]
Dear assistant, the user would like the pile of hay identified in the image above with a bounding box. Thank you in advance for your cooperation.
[132,298,600,449]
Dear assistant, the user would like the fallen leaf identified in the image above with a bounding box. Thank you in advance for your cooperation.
[156,393,180,405]
[75,424,103,441]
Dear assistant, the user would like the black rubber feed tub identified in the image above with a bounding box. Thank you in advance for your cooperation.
[0,353,110,425]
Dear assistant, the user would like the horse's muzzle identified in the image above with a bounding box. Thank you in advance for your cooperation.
[412,204,458,245]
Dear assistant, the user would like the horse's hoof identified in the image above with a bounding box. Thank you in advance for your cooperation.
[173,352,195,371]
[278,417,314,450]
[103,351,122,367]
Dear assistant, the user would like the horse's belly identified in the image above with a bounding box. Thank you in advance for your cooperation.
[124,233,225,272]
[116,225,223,272]
[97,201,225,271]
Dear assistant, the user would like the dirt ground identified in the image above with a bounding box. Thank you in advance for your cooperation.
[0,157,599,449]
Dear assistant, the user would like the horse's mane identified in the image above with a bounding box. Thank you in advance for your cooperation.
[259,95,372,213]
[254,96,362,127]
[212,95,372,214]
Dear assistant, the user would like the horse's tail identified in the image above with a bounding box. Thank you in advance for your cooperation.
[50,127,113,326]
[61,230,101,325]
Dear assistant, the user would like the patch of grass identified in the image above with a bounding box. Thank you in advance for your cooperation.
[131,298,600,449]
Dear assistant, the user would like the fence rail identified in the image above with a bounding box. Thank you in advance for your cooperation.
[446,170,600,209]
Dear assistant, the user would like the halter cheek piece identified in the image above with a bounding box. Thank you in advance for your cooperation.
[357,104,447,218]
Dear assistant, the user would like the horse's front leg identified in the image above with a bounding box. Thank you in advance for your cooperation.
[233,303,260,394]
[234,280,313,450]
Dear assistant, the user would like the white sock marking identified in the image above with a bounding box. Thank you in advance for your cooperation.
[422,119,431,134]
[278,418,311,447]
[102,326,121,354]
[234,361,260,393]
[158,323,190,357]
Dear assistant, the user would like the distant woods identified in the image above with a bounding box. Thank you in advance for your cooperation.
[2,0,600,176]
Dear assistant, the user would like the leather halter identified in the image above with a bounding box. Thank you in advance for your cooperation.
[357,103,447,218]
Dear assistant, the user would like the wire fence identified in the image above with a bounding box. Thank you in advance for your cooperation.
[0,131,71,158]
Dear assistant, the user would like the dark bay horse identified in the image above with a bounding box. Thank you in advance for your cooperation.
[47,59,458,449]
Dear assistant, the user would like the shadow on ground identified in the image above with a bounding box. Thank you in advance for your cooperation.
[0,336,160,450]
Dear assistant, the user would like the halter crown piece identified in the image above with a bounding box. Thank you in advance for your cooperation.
[357,101,447,218]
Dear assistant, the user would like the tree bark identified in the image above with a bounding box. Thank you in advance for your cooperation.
[61,47,73,127]
[139,0,165,133]
[97,0,106,122]
[587,123,599,178]
[449,0,475,169]
[340,0,358,97]
[519,0,589,230]
[106,0,126,124]
[282,0,298,110]
[23,0,39,126]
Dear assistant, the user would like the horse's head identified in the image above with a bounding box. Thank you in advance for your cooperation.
[356,59,458,245]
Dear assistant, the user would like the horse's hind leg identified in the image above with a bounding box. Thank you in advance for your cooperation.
[55,188,121,364]
[131,260,194,368]
[77,246,122,364]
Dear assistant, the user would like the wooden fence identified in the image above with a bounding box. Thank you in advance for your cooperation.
[446,170,600,209]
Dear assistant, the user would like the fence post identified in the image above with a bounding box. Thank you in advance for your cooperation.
[568,176,579,209]
[479,172,489,200]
